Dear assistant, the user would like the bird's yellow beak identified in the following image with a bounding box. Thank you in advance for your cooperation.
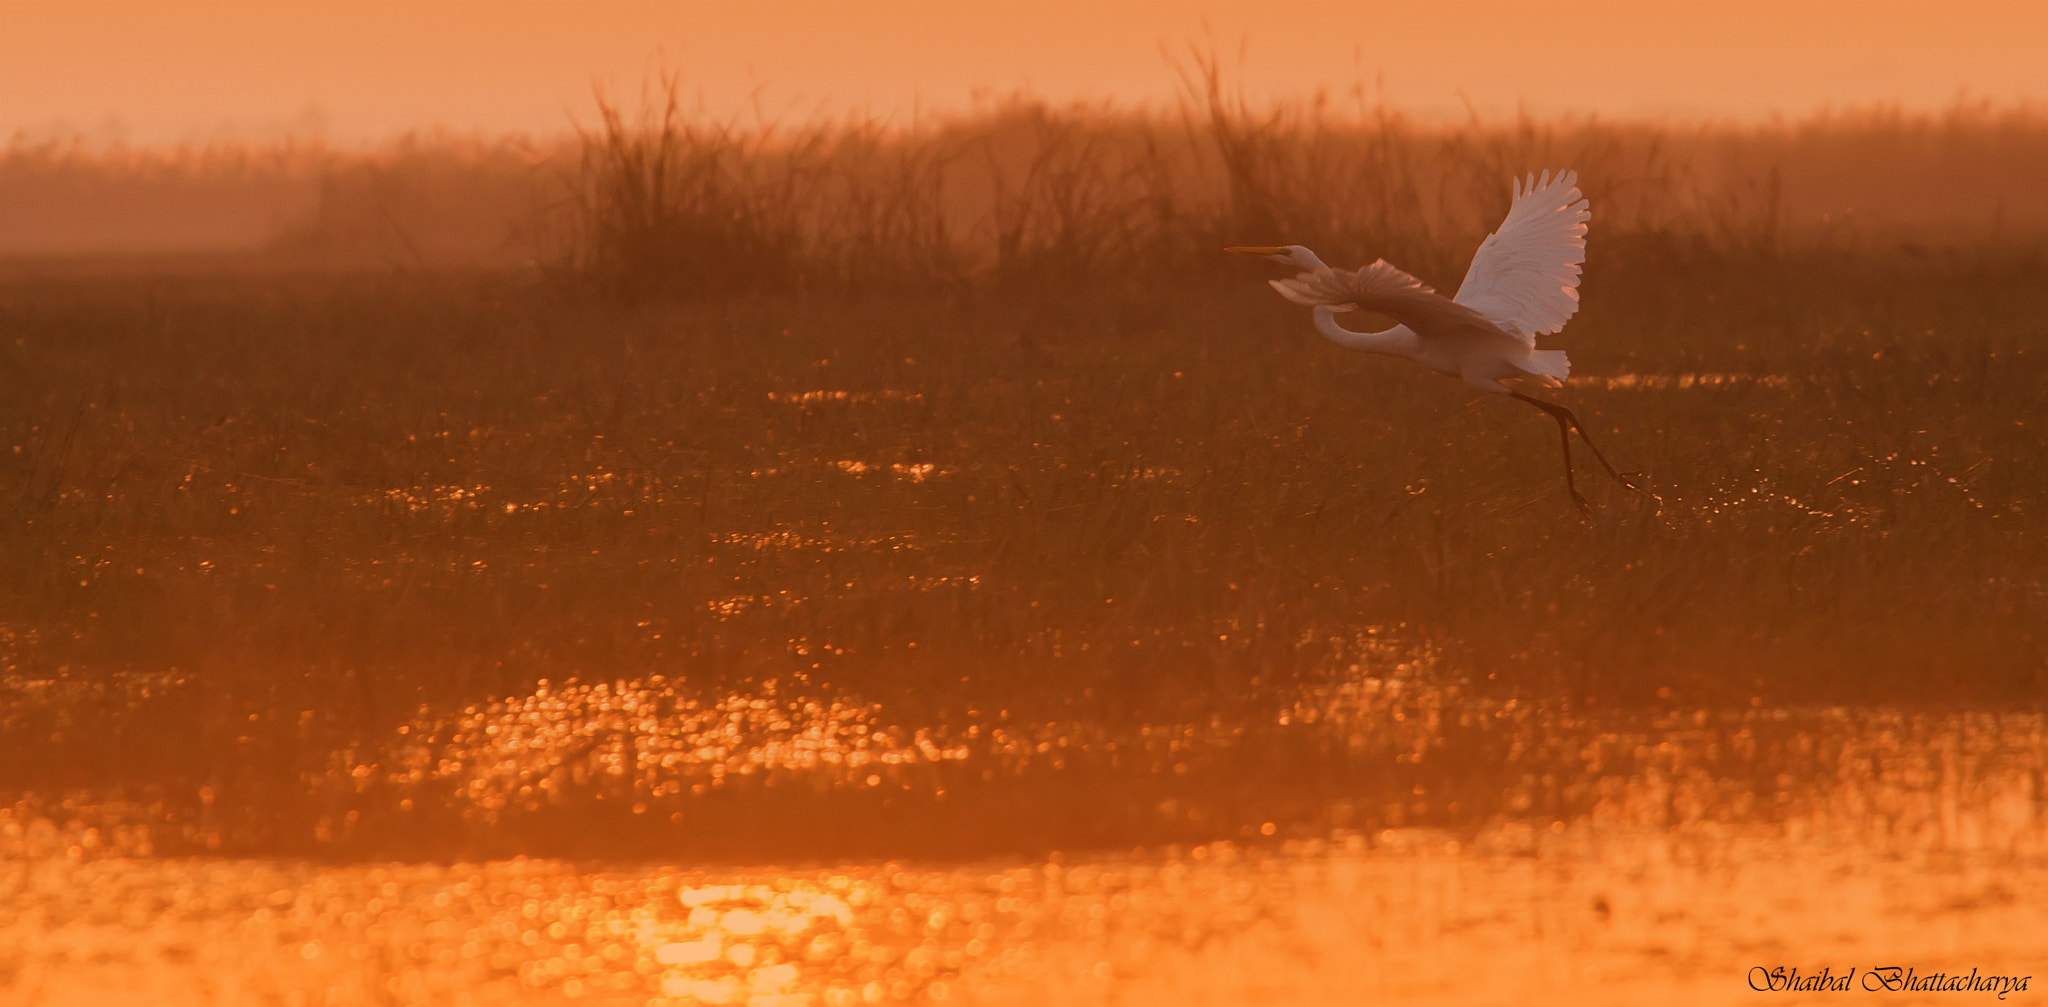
[1225,246,1287,255]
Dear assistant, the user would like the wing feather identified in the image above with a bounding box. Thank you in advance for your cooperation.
[1453,170,1591,345]
[1271,259,1512,340]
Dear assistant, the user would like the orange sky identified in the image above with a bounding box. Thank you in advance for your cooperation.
[7,0,2048,145]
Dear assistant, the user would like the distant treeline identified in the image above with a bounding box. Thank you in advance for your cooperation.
[6,62,2047,290]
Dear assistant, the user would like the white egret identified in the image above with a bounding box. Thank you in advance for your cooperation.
[1229,169,1644,512]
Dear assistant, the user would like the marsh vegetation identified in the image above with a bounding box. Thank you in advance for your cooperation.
[1,68,2044,1005]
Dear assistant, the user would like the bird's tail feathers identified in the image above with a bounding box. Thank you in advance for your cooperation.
[1518,348,1571,384]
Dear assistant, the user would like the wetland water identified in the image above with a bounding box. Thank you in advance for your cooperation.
[4,275,2045,1004]
[6,683,2045,1005]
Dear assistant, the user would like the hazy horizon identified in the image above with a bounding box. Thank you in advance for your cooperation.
[9,0,2048,146]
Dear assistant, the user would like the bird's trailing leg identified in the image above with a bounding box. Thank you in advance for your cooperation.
[1536,399,1591,514]
[1509,391,1647,510]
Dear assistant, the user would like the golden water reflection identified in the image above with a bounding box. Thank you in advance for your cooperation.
[6,676,2047,1004]
[1588,372,1792,391]
[376,679,972,830]
[4,824,2045,1006]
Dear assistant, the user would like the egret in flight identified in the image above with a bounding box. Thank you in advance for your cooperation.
[1230,169,1644,512]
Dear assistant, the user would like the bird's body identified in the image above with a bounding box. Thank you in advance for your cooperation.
[1308,306,1561,391]
[1230,170,1645,510]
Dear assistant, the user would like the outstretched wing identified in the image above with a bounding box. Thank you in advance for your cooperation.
[1453,170,1591,345]
[1271,259,1510,340]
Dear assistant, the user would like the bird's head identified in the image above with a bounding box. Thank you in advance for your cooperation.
[1226,244,1331,272]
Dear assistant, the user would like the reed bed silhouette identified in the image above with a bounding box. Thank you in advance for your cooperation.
[8,63,2045,274]
[1,69,2044,859]
[559,64,1791,297]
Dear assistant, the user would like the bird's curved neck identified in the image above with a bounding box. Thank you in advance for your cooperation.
[1314,305,1417,356]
